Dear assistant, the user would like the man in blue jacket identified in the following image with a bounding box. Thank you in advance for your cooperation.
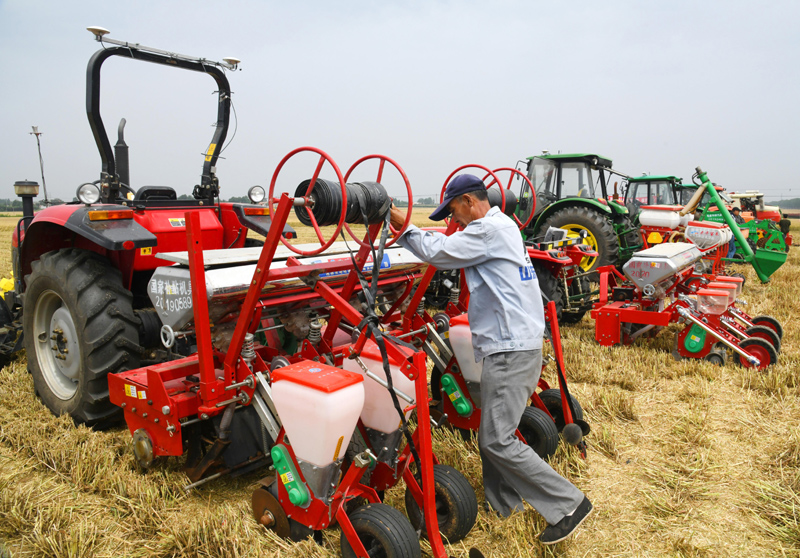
[389,174,592,545]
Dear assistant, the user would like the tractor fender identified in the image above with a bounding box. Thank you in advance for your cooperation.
[18,204,156,285]
[531,199,613,236]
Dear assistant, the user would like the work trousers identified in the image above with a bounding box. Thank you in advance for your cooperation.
[479,349,584,524]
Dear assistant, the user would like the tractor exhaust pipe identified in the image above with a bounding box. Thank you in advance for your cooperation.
[115,118,130,191]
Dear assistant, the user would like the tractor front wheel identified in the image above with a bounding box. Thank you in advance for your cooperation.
[23,249,140,427]
[540,207,619,273]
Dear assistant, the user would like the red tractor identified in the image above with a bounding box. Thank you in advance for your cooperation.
[2,28,284,427]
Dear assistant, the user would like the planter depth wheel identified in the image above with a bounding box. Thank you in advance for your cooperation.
[341,503,421,558]
[404,464,478,543]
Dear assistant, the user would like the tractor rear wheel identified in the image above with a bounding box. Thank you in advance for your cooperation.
[341,503,421,558]
[540,207,619,273]
[24,249,140,427]
[532,262,563,321]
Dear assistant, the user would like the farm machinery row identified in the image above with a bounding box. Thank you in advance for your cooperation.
[591,167,784,368]
[0,29,591,557]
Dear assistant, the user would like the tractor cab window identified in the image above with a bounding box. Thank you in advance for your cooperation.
[559,163,597,199]
[679,188,697,205]
[650,181,674,205]
[528,157,558,212]
[624,182,648,214]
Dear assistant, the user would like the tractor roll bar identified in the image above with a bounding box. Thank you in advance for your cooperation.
[86,37,233,203]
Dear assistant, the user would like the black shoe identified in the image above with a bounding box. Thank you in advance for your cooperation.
[539,496,593,545]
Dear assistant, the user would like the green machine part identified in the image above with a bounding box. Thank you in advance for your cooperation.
[683,324,707,354]
[441,373,474,417]
[271,444,311,507]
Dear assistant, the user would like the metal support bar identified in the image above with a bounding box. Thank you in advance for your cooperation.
[425,323,454,363]
[394,326,428,340]
[224,375,255,391]
[251,392,281,442]
[255,372,281,423]
[422,340,448,375]
[721,316,747,339]
[352,356,415,404]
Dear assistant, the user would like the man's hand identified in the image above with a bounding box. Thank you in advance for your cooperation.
[389,203,406,231]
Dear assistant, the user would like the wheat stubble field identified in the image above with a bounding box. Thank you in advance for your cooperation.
[0,213,798,558]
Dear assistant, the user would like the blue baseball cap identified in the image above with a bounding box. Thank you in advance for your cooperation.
[429,174,485,221]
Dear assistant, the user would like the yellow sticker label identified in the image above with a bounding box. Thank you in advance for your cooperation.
[124,384,137,398]
[140,247,152,256]
[205,143,217,162]
[448,391,461,401]
[443,331,449,339]
[333,436,344,461]
[280,471,294,484]
[138,391,147,400]
[168,218,186,228]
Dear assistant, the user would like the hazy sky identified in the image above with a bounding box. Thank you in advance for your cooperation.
[1,0,799,204]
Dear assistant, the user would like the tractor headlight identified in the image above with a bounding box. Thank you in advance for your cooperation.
[77,182,101,205]
[248,185,266,204]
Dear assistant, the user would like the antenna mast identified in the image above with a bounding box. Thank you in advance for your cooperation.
[30,126,51,206]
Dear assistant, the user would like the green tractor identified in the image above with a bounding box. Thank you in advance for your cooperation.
[622,174,683,221]
[521,153,641,272]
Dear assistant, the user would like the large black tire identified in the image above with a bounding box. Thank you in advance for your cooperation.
[536,389,584,432]
[540,207,619,273]
[404,464,478,543]
[23,249,140,427]
[518,406,559,460]
[532,261,563,322]
[341,503,421,558]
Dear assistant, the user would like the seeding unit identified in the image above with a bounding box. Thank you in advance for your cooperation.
[591,233,782,368]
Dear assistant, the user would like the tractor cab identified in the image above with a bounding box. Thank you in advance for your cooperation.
[521,153,640,272]
[527,153,613,215]
[676,183,733,209]
[622,175,682,219]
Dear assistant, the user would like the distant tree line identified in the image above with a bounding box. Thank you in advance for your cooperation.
[776,198,800,209]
